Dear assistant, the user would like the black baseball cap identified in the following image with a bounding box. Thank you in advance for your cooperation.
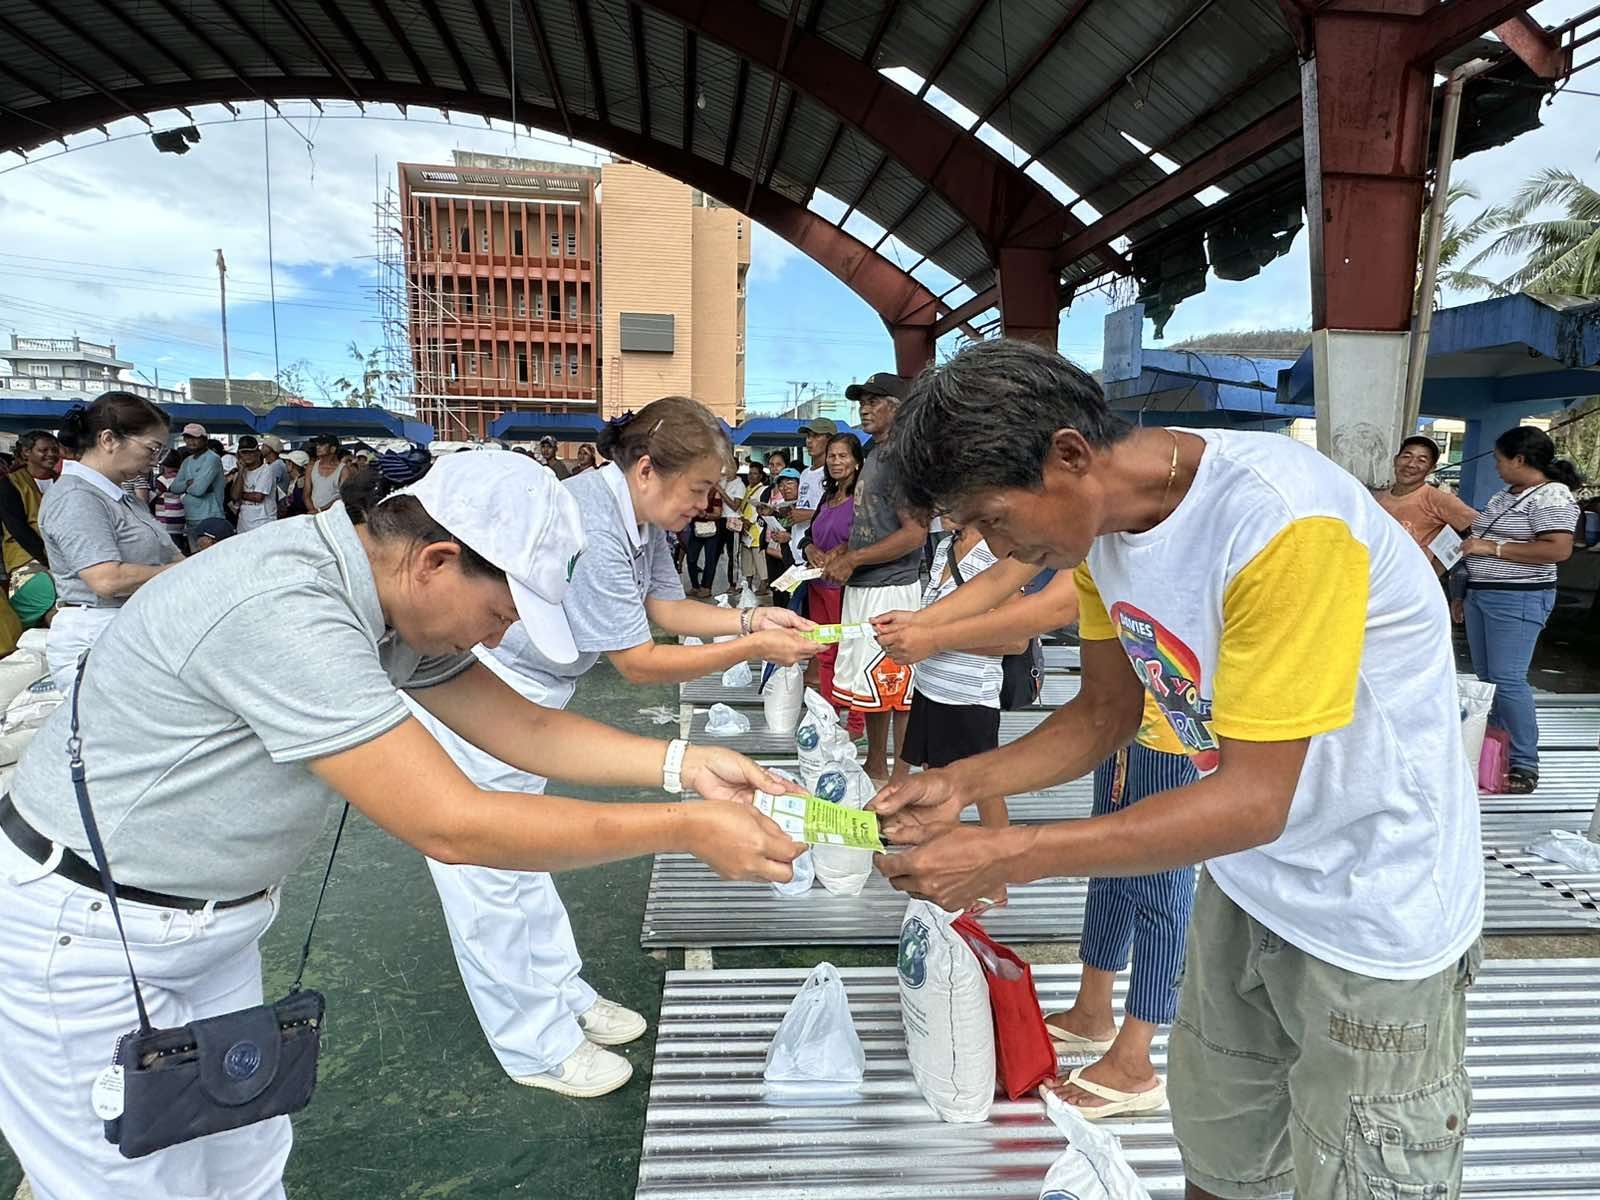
[845,373,911,402]
[236,435,259,451]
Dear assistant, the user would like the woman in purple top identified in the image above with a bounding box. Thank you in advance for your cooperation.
[803,433,864,705]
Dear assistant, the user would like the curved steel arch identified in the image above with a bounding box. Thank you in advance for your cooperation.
[0,78,970,362]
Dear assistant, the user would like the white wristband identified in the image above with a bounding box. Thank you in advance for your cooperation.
[662,738,689,795]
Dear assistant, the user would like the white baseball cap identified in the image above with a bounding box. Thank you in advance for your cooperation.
[389,451,586,663]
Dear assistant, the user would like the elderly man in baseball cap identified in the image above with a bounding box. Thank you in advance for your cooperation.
[825,373,924,782]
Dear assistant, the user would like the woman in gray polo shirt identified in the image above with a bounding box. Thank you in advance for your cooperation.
[39,392,183,692]
[410,398,821,1101]
[0,450,800,1199]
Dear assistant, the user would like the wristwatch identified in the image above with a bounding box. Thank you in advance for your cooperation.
[662,738,689,795]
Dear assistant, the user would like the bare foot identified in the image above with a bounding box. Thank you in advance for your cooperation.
[1043,1007,1117,1045]
[1044,1053,1160,1109]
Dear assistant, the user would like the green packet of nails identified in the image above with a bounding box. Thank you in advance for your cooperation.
[755,791,885,851]
[800,622,872,644]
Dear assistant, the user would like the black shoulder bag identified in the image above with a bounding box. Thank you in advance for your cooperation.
[69,655,346,1159]
[944,535,1044,710]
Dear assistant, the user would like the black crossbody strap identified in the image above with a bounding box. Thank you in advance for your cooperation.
[68,651,348,1026]
[69,653,154,1034]
[945,532,966,587]
[1478,482,1551,540]
[290,803,348,993]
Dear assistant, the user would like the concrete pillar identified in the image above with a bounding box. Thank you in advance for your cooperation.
[1456,407,1522,509]
[996,246,1060,349]
[890,322,936,376]
[1302,6,1435,485]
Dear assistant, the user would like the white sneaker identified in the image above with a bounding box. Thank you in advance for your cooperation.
[577,996,648,1047]
[512,1041,633,1099]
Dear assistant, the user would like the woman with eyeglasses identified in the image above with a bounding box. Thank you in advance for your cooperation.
[38,392,182,692]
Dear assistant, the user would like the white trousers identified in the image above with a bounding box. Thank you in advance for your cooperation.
[409,669,595,1078]
[46,606,118,696]
[0,832,290,1200]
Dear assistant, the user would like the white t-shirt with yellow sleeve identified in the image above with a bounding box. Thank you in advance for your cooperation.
[1073,428,1481,981]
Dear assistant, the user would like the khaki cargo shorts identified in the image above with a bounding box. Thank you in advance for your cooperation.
[1168,871,1481,1199]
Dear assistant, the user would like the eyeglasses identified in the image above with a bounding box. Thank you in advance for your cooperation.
[127,437,168,457]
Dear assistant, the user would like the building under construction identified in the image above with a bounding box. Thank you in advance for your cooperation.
[389,152,749,441]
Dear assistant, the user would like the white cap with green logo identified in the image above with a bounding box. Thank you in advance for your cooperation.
[388,451,587,663]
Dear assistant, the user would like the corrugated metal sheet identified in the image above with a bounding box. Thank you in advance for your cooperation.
[640,854,1600,948]
[681,670,1079,708]
[1483,815,1600,910]
[637,960,1600,1199]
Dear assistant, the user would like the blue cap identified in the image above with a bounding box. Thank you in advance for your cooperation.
[778,467,802,480]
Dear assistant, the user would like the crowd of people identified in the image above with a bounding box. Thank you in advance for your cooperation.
[0,354,1589,1198]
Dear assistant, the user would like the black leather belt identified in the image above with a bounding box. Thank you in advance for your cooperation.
[0,793,268,912]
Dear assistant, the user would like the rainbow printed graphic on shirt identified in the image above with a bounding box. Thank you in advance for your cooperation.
[1109,601,1220,773]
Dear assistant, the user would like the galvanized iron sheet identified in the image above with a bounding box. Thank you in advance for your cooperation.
[1482,814,1600,910]
[639,853,1600,948]
[636,959,1600,1199]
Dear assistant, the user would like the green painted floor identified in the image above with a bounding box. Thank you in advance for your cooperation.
[0,660,888,1200]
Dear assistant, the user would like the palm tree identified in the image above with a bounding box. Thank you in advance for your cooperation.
[1420,182,1504,306]
[1465,167,1600,296]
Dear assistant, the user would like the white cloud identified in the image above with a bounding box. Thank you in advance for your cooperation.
[747,222,804,284]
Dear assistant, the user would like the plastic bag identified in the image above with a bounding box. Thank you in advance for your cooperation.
[722,661,754,688]
[1528,829,1600,874]
[771,849,816,897]
[796,689,857,780]
[737,583,759,610]
[704,703,751,736]
[954,914,1056,1100]
[0,646,46,711]
[636,705,678,726]
[681,635,704,646]
[810,765,874,896]
[763,962,866,1103]
[1458,679,1496,774]
[1479,726,1509,794]
[899,899,994,1123]
[762,662,805,734]
[1039,1088,1153,1199]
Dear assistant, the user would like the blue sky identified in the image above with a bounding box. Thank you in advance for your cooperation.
[0,0,1591,415]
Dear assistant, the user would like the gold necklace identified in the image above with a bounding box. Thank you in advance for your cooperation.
[1159,430,1180,520]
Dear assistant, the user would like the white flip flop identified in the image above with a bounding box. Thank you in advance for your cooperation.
[1058,1066,1167,1121]
[1045,1024,1115,1055]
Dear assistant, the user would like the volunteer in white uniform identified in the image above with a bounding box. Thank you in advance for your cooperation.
[38,392,182,693]
[0,451,801,1199]
[411,396,820,1098]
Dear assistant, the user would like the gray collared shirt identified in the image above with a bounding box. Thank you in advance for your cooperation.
[41,461,183,607]
[11,505,475,897]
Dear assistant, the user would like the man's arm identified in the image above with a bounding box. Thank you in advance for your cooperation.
[878,736,1307,911]
[824,511,928,583]
[874,569,1078,664]
[870,636,1143,838]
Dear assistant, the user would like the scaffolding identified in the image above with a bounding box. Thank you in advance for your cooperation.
[373,172,487,440]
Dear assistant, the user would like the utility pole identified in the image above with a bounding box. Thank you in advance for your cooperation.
[215,248,232,406]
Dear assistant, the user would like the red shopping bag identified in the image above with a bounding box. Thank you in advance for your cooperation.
[952,914,1056,1100]
[1478,726,1510,795]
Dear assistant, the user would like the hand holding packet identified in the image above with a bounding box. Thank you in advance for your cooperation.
[754,791,886,852]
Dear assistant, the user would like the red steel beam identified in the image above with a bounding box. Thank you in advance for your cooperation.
[1492,11,1571,77]
[634,0,1077,249]
[1406,0,1536,65]
[933,99,1301,336]
[0,76,961,339]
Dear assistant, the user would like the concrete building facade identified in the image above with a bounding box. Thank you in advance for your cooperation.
[400,154,748,440]
[0,335,186,406]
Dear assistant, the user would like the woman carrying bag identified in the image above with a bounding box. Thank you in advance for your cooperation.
[1458,426,1582,793]
[0,450,801,1198]
[408,396,819,1100]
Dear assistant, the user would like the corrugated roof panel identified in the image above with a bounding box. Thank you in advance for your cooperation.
[588,0,653,136]
[641,850,1600,948]
[637,960,1600,1197]
[725,64,784,180]
[765,98,844,203]
[689,40,747,167]
[639,6,690,150]
[813,0,913,63]
[434,0,517,102]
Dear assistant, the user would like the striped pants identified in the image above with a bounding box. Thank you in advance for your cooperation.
[1081,743,1199,1026]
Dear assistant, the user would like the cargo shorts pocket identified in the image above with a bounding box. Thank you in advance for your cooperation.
[1345,1068,1470,1199]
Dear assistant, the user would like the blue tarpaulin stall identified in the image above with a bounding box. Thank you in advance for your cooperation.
[487,411,605,442]
[258,406,433,444]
